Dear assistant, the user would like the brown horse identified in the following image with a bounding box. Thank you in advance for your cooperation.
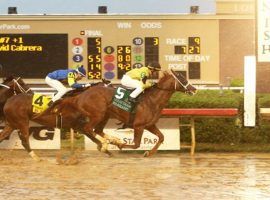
[57,70,197,157]
[0,80,112,161]
[0,76,32,120]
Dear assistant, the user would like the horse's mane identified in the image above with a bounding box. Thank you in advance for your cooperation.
[63,82,105,98]
[157,71,171,84]
[63,87,87,98]
[2,75,15,84]
[143,71,171,95]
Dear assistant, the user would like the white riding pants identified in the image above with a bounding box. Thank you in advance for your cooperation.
[45,76,68,102]
[121,75,143,98]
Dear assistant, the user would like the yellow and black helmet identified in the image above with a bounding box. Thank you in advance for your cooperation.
[147,62,161,71]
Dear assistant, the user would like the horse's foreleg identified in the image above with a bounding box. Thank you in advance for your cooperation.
[82,131,102,151]
[103,133,124,149]
[94,119,124,149]
[83,121,111,156]
[144,124,164,157]
[0,124,14,142]
[18,127,41,162]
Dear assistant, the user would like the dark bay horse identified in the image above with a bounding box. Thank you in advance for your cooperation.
[0,80,113,161]
[0,76,32,120]
[58,70,197,157]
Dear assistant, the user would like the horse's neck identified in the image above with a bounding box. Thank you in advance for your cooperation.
[146,88,174,111]
[0,89,13,104]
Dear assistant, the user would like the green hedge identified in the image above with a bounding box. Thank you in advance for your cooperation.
[167,90,270,144]
[257,93,270,107]
[168,90,243,108]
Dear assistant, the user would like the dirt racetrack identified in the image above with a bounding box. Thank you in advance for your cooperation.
[0,150,270,200]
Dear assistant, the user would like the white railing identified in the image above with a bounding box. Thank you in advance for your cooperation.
[30,85,245,94]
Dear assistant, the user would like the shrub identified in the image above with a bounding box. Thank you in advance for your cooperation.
[167,90,270,144]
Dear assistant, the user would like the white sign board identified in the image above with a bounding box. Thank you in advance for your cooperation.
[0,127,61,149]
[85,118,180,150]
[244,56,256,127]
[257,0,270,62]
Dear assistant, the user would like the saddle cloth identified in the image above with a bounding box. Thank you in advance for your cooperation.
[32,93,52,113]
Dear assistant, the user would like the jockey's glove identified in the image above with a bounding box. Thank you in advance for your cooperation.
[84,83,91,87]
[143,81,153,89]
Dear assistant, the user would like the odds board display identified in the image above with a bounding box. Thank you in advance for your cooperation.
[0,16,219,84]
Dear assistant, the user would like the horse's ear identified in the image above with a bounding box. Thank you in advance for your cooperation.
[3,74,14,83]
[102,78,111,85]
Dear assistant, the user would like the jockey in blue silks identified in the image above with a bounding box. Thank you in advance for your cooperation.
[45,64,90,103]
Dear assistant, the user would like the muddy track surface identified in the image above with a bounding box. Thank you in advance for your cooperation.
[0,150,270,199]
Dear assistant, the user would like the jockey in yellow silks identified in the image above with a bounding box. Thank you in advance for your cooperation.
[121,62,161,102]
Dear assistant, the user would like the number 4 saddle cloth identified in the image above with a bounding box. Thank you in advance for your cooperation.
[32,93,52,114]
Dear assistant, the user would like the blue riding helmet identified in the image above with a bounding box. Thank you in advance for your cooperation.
[76,65,86,77]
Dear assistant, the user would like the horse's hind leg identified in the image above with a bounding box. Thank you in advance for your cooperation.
[0,123,14,142]
[144,124,164,157]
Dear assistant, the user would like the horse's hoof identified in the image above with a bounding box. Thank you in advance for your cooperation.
[117,144,123,150]
[143,151,150,157]
[106,151,113,157]
[100,145,108,153]
[29,151,42,162]
[33,156,42,162]
[97,145,102,152]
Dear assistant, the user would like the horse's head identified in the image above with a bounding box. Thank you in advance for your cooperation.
[1,76,33,95]
[156,70,197,95]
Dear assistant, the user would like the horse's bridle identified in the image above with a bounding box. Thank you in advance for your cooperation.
[170,72,192,93]
[0,77,31,94]
[155,73,193,93]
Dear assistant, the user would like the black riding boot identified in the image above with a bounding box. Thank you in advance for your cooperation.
[128,96,138,103]
[48,100,53,107]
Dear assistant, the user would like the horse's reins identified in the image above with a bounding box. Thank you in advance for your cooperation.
[0,78,31,94]
[0,83,10,89]
[13,77,31,94]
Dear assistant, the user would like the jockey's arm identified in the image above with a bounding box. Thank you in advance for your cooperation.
[67,72,85,89]
[142,80,154,89]
[140,70,153,89]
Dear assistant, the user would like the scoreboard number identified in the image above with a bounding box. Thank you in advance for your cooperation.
[117,46,132,79]
[87,37,102,79]
[188,37,200,54]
